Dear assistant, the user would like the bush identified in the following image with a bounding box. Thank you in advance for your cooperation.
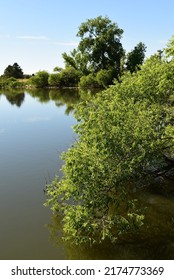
[30,71,49,88]
[48,73,61,87]
[59,67,80,87]
[79,73,100,88]
[96,69,114,88]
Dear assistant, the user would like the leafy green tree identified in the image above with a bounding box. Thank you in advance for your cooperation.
[63,16,124,80]
[77,16,124,74]
[59,67,80,87]
[4,62,24,79]
[45,42,174,244]
[62,49,89,76]
[79,73,100,88]
[30,70,49,88]
[48,73,61,87]
[49,68,80,87]
[125,42,146,73]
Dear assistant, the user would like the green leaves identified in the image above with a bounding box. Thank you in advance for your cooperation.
[30,70,49,88]
[45,40,174,245]
[3,62,24,79]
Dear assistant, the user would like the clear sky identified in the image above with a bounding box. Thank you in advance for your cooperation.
[0,0,174,75]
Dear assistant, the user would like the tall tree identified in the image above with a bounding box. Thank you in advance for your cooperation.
[4,63,24,78]
[63,16,124,79]
[125,42,146,73]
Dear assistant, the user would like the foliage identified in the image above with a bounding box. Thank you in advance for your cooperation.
[62,49,89,76]
[63,16,124,79]
[30,70,49,88]
[48,67,80,87]
[164,35,174,58]
[59,67,80,87]
[96,69,114,88]
[79,73,100,88]
[79,70,113,89]
[3,62,24,79]
[45,40,174,244]
[48,73,62,87]
[77,16,124,75]
[0,76,27,88]
[61,16,149,87]
[125,42,146,73]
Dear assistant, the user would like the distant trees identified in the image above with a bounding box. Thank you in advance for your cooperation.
[3,63,24,79]
[1,17,147,89]
[62,16,146,87]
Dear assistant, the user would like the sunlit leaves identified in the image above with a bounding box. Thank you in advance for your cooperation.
[45,40,174,244]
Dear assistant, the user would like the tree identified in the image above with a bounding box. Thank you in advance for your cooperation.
[48,67,80,87]
[46,43,174,244]
[59,67,80,87]
[79,73,100,88]
[48,73,61,87]
[125,42,146,73]
[4,63,24,78]
[77,16,124,74]
[63,16,124,80]
[30,70,49,88]
[45,41,174,244]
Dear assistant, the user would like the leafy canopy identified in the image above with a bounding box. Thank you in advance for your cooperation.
[3,62,24,79]
[63,16,124,78]
[30,70,49,88]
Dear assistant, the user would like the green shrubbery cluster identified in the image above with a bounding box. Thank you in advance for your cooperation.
[0,76,27,89]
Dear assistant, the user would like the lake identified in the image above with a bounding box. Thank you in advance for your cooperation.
[0,88,174,260]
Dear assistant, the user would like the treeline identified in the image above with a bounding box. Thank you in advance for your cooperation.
[30,16,146,88]
[1,16,147,89]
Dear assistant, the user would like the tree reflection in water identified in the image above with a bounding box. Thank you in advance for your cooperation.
[0,88,81,114]
[46,183,174,260]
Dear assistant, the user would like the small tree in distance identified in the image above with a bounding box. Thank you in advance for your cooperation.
[3,63,24,79]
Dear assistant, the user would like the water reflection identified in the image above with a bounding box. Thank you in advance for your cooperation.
[0,88,174,259]
[46,189,174,260]
[0,89,25,107]
[0,88,80,114]
[46,179,174,260]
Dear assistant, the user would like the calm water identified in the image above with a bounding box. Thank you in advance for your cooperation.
[0,89,174,260]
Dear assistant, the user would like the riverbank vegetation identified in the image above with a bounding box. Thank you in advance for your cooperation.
[1,15,174,245]
[0,16,146,89]
[45,35,174,245]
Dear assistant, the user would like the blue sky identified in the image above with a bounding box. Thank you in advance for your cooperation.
[0,0,174,75]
